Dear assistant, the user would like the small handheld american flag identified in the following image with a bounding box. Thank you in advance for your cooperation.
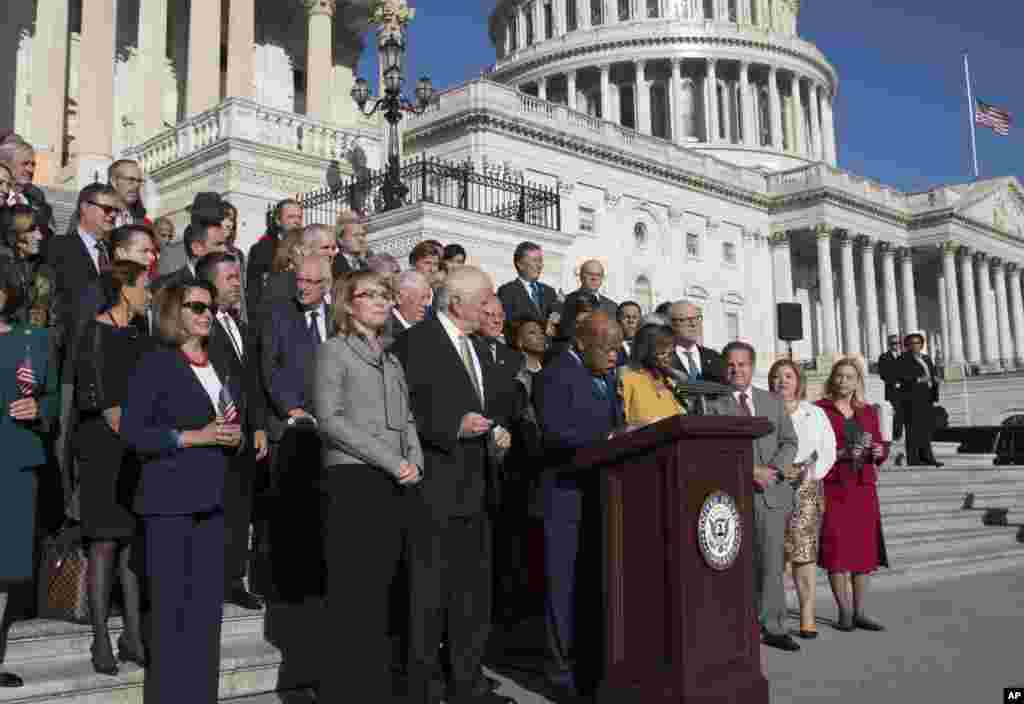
[218,382,239,424]
[16,344,35,398]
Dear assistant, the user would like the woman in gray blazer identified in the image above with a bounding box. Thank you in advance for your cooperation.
[312,270,423,704]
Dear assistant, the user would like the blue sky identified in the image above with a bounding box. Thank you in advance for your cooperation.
[356,0,1023,193]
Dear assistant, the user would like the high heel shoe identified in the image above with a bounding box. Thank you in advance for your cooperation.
[834,610,855,632]
[117,635,148,668]
[90,639,119,676]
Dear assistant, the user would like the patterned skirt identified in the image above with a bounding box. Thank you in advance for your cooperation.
[784,479,824,564]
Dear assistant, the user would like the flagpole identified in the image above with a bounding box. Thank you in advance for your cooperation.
[963,51,980,181]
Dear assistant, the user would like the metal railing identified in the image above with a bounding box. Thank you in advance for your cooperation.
[292,154,561,231]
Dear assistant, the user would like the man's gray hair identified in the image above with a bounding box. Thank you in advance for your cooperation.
[396,270,429,294]
[0,134,32,169]
[641,312,669,327]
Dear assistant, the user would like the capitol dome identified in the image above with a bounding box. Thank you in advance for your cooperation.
[486,0,838,171]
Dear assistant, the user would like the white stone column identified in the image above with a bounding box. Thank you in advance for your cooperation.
[670,58,683,144]
[838,232,861,355]
[880,242,900,339]
[188,0,222,114]
[859,236,882,359]
[706,58,719,142]
[899,247,919,335]
[993,258,1015,369]
[1009,264,1024,366]
[600,64,612,121]
[579,0,590,28]
[790,73,805,156]
[225,0,256,100]
[958,246,982,368]
[76,0,116,184]
[937,273,950,365]
[538,76,548,101]
[553,0,564,35]
[941,241,965,368]
[739,61,755,147]
[31,0,70,182]
[808,82,822,161]
[816,225,838,355]
[822,88,838,166]
[977,253,1000,369]
[635,59,650,134]
[304,0,336,121]
[567,69,578,110]
[771,230,794,355]
[768,66,783,150]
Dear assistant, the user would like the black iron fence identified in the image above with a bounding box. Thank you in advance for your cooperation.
[291,154,561,231]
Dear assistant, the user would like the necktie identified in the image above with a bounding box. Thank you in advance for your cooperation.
[738,392,752,417]
[356,256,368,270]
[593,377,609,399]
[685,350,700,381]
[220,314,243,360]
[529,281,540,308]
[308,310,322,344]
[489,341,498,362]
[459,335,484,405]
[96,241,111,273]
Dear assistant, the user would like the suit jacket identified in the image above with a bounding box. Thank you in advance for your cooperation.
[121,345,245,516]
[671,344,725,383]
[497,278,560,324]
[46,233,100,345]
[262,270,297,304]
[207,314,266,433]
[559,288,618,340]
[381,310,411,349]
[150,264,194,293]
[157,240,187,276]
[707,386,798,510]
[259,299,330,441]
[246,235,277,306]
[877,351,902,402]
[897,352,940,404]
[534,349,624,521]
[312,334,424,479]
[391,318,509,516]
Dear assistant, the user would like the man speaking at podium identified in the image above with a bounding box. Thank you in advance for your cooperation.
[534,312,624,699]
[709,341,800,653]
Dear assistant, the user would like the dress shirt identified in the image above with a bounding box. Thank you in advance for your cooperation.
[78,228,103,274]
[189,361,224,412]
[438,311,484,400]
[519,276,541,306]
[788,401,838,479]
[393,309,412,330]
[305,304,327,342]
[217,311,244,360]
[675,343,702,377]
[732,386,755,415]
[622,340,632,357]
[913,354,933,386]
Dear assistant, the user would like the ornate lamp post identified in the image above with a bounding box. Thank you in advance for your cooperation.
[352,0,433,211]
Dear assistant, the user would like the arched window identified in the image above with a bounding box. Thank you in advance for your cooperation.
[703,0,714,20]
[728,0,738,21]
[619,0,631,21]
[634,275,654,312]
[758,86,771,146]
[634,222,648,247]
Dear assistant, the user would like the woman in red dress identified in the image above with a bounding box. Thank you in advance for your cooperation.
[815,358,889,632]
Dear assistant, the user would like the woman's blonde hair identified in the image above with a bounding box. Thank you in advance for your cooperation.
[332,270,391,337]
[824,357,866,408]
[768,358,806,400]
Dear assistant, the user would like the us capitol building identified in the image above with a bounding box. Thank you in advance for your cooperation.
[4,0,1024,422]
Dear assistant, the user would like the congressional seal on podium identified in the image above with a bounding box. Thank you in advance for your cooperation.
[697,491,742,570]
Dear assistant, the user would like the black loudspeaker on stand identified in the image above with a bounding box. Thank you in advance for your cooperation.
[777,302,803,359]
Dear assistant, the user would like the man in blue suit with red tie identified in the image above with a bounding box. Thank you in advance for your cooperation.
[534,312,624,700]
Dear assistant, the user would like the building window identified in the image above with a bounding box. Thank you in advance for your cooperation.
[703,0,714,19]
[525,3,535,45]
[566,0,578,30]
[723,241,737,264]
[591,0,604,25]
[728,0,738,22]
[647,0,660,17]
[634,222,648,246]
[618,0,631,21]
[579,206,596,233]
[508,14,519,50]
[544,1,554,38]
[634,275,654,312]
[686,233,700,258]
[725,311,740,341]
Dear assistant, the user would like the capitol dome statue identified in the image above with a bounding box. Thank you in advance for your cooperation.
[486,0,837,170]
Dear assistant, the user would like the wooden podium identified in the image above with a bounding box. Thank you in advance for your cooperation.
[573,415,772,704]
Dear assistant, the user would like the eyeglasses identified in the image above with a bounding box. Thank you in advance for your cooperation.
[182,301,217,316]
[671,315,703,324]
[352,290,391,302]
[116,176,145,185]
[296,277,327,287]
[86,200,120,216]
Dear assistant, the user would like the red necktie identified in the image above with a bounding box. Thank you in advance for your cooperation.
[738,392,752,417]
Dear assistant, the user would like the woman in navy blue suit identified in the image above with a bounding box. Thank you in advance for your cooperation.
[121,281,243,704]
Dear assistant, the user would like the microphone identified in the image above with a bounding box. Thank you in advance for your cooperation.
[663,368,732,416]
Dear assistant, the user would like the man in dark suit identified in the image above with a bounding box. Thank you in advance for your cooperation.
[877,334,904,442]
[533,312,624,698]
[898,333,942,467]
[390,266,514,704]
[196,252,269,610]
[246,199,303,306]
[497,241,560,331]
[156,192,227,276]
[708,341,800,653]
[668,300,725,383]
[616,300,642,366]
[331,209,369,278]
[150,218,229,293]
[559,260,618,342]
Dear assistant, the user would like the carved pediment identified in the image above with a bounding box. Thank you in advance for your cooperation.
[957,178,1024,238]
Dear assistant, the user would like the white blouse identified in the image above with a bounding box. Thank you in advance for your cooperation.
[190,363,224,414]
[788,401,838,480]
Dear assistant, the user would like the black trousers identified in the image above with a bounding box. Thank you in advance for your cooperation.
[406,503,493,704]
[903,399,936,464]
[222,457,258,591]
[889,400,904,441]
[321,465,408,703]
[143,511,225,704]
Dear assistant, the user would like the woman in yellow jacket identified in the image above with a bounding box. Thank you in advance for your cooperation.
[619,323,686,426]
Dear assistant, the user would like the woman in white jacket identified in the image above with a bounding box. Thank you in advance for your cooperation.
[769,359,837,639]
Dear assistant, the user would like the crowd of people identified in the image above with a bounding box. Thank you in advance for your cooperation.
[0,130,915,703]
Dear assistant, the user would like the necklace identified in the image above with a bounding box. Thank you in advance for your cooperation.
[181,346,209,367]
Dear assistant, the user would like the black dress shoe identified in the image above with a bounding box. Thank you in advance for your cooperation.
[796,629,819,639]
[117,635,148,667]
[762,633,801,651]
[90,641,119,676]
[0,672,24,688]
[854,615,886,631]
[931,461,945,467]
[227,585,265,610]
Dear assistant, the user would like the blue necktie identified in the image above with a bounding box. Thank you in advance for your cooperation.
[685,350,700,381]
[529,281,540,308]
[592,377,609,399]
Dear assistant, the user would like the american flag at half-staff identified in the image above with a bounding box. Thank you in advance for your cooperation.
[976,100,1013,136]
[16,348,35,397]
[219,383,239,424]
